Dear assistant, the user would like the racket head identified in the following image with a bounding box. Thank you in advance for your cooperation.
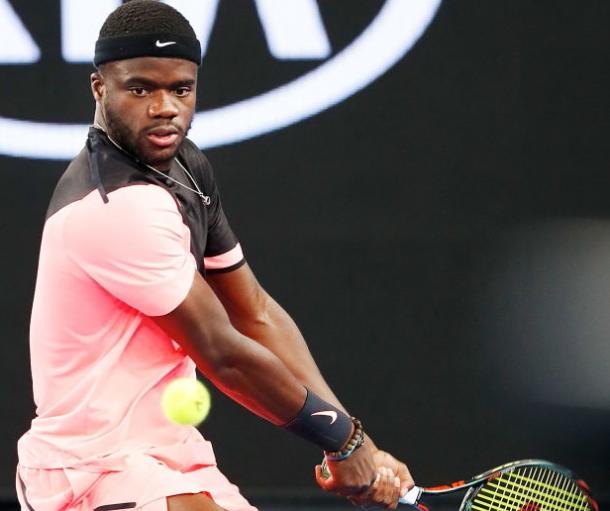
[455,460,598,511]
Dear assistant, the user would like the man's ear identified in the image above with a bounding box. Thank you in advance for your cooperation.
[91,71,105,102]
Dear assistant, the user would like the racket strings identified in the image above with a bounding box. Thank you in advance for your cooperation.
[471,466,590,511]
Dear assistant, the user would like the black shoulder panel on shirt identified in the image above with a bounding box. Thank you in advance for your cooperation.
[46,147,96,219]
[46,128,224,273]
[178,138,241,262]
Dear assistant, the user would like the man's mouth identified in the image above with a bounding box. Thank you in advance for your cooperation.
[146,127,180,148]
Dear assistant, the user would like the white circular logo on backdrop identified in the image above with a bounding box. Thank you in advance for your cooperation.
[0,0,441,160]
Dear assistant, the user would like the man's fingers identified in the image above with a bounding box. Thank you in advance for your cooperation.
[382,471,400,508]
[390,476,401,508]
[316,462,374,497]
[358,467,401,509]
[395,461,415,496]
[373,471,382,487]
[315,464,335,491]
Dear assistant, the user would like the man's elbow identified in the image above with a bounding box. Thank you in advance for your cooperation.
[232,290,275,332]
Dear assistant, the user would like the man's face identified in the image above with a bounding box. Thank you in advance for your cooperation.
[91,57,198,170]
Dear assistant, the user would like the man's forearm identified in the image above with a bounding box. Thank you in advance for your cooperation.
[229,293,347,412]
[238,296,380,449]
[207,265,378,448]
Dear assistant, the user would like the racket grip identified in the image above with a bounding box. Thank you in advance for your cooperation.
[399,486,422,505]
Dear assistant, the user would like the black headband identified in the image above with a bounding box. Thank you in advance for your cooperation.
[94,33,202,67]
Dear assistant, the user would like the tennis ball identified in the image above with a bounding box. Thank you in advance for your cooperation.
[161,377,211,426]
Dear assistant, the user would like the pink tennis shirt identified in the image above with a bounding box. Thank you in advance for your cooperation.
[19,183,242,472]
[18,132,246,489]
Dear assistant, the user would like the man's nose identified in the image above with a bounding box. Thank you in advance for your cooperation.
[148,90,179,118]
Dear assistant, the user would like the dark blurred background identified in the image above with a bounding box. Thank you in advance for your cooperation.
[0,0,608,508]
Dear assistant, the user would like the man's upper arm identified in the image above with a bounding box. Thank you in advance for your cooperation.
[195,149,246,275]
[151,270,240,368]
[152,265,308,426]
[206,263,269,325]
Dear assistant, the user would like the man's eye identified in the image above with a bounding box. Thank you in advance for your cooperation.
[129,87,148,96]
[175,87,191,97]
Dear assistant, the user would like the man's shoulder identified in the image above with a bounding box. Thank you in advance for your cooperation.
[180,137,208,160]
[47,147,93,219]
[62,184,183,255]
[179,138,214,178]
[49,150,176,224]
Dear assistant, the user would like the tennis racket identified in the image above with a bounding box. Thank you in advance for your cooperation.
[323,459,598,511]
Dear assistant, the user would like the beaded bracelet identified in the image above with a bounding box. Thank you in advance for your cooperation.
[324,417,365,461]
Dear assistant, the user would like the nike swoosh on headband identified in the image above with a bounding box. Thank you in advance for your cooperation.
[155,40,177,48]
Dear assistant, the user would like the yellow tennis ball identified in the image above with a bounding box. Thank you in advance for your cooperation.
[161,377,211,426]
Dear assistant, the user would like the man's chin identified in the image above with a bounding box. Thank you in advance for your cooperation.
[137,142,182,170]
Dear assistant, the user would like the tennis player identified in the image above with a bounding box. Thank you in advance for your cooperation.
[16,2,414,510]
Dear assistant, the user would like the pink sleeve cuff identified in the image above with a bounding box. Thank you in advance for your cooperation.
[204,243,244,271]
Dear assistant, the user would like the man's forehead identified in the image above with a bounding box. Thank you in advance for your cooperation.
[105,57,198,81]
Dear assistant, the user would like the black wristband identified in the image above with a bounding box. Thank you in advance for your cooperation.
[283,389,353,452]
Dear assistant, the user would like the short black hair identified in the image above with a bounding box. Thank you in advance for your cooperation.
[99,0,197,39]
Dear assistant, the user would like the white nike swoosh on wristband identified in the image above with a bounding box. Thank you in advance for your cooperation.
[311,411,338,424]
[156,40,177,48]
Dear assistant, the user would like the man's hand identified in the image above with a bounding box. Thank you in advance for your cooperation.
[315,446,415,509]
[347,449,415,509]
[315,443,377,497]
[370,449,415,500]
